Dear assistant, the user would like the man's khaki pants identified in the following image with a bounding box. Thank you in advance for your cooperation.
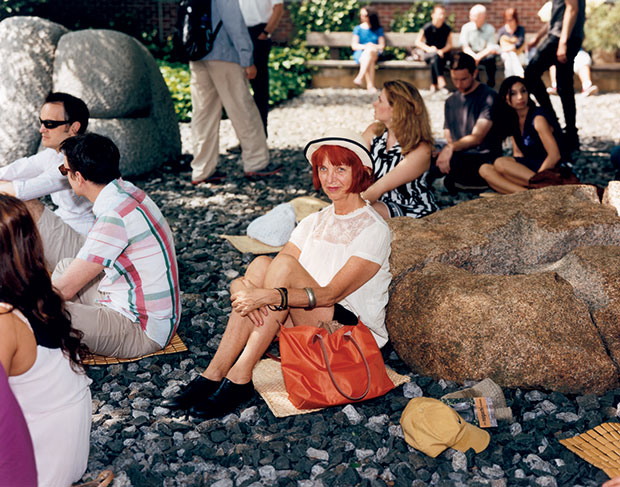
[189,59,269,182]
[38,208,161,358]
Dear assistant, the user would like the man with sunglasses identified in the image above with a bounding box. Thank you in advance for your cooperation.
[0,92,94,235]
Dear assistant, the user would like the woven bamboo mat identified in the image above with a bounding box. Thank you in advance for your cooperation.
[82,333,187,366]
[559,422,620,478]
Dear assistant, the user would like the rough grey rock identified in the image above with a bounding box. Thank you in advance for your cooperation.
[0,17,67,162]
[54,30,180,175]
[53,30,150,118]
[403,382,424,398]
[0,18,180,176]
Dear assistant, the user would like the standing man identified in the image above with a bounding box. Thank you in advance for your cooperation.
[525,0,585,151]
[416,5,452,93]
[460,4,499,88]
[0,92,94,234]
[239,0,284,135]
[436,53,500,192]
[190,0,279,185]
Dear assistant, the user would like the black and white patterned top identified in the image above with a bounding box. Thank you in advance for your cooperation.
[370,131,438,218]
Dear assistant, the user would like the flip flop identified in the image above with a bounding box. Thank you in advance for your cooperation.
[73,470,114,487]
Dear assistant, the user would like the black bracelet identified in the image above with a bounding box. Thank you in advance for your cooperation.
[268,287,288,311]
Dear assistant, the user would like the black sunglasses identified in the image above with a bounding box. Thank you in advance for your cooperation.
[58,164,73,176]
[40,118,71,129]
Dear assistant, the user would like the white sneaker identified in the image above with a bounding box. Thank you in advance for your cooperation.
[582,85,599,97]
[546,86,558,96]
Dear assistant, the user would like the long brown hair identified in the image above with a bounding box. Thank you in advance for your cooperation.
[374,80,434,155]
[0,195,87,370]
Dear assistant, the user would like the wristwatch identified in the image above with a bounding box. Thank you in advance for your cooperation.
[262,30,272,39]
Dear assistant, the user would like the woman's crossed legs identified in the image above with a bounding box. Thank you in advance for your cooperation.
[479,156,535,194]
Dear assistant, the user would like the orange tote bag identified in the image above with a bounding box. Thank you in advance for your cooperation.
[279,321,395,410]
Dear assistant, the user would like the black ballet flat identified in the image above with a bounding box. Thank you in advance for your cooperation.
[189,378,255,419]
[161,376,221,410]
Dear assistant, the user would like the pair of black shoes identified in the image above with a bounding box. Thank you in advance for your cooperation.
[161,376,254,419]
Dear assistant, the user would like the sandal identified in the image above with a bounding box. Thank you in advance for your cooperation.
[73,470,114,487]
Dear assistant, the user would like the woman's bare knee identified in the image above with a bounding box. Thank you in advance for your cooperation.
[478,163,494,178]
[494,157,513,174]
[263,254,303,288]
[241,255,272,287]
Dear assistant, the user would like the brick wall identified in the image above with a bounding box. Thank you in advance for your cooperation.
[30,0,547,46]
[273,0,547,41]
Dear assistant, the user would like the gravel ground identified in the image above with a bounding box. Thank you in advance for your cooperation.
[82,88,620,487]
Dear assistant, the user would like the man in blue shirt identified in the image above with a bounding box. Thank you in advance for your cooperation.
[189,0,280,184]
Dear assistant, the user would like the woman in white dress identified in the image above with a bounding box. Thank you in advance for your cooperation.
[0,194,92,487]
[163,128,392,418]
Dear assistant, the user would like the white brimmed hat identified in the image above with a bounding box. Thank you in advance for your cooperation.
[304,128,373,169]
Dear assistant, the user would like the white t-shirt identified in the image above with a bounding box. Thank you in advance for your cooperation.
[289,204,392,347]
[239,0,283,27]
[0,148,94,234]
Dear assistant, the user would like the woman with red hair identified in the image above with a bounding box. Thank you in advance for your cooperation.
[163,129,392,418]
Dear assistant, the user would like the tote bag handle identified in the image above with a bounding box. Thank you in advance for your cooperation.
[312,330,371,401]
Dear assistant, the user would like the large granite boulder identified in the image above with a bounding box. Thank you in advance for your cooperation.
[0,17,67,162]
[387,185,620,394]
[603,180,620,216]
[537,246,620,366]
[0,17,180,175]
[53,30,181,175]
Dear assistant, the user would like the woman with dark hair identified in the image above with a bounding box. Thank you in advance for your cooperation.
[478,76,564,193]
[0,194,92,487]
[361,79,438,219]
[351,6,385,92]
[497,8,526,78]
[162,129,392,418]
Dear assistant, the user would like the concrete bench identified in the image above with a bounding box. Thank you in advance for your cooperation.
[305,31,463,89]
[304,31,620,92]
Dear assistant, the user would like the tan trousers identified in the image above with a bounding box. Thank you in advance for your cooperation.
[38,208,161,358]
[190,59,269,181]
[53,259,161,358]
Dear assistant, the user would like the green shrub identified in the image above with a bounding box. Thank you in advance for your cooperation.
[583,2,620,54]
[288,0,365,38]
[390,1,437,33]
[0,0,41,19]
[158,46,313,123]
[269,46,314,106]
[158,60,192,123]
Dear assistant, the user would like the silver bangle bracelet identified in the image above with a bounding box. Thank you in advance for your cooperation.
[304,287,316,309]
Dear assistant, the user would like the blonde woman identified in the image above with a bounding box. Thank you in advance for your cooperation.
[362,80,438,219]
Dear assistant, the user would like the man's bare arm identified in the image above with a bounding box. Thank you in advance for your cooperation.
[53,258,105,300]
[557,0,579,63]
[450,118,494,152]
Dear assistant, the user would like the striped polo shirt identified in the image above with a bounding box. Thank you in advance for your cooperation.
[76,179,181,347]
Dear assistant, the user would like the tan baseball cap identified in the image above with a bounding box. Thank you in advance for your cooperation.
[400,397,491,458]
